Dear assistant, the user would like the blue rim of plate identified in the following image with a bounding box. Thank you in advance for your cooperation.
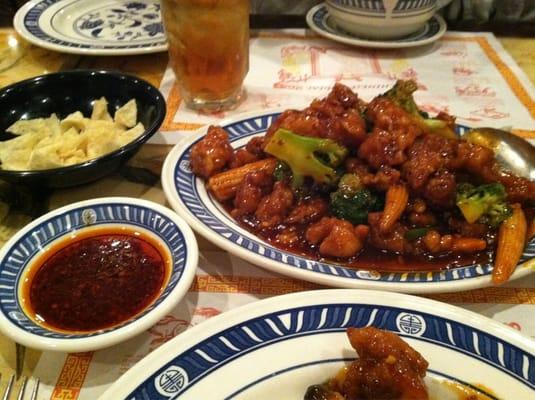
[14,0,168,55]
[0,202,187,339]
[102,290,534,399]
[306,3,447,49]
[165,111,535,292]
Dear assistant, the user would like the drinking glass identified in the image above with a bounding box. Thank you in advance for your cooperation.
[161,0,250,111]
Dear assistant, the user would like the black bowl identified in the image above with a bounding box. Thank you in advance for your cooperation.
[0,70,166,188]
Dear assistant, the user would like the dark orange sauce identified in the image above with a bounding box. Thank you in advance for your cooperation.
[232,208,493,273]
[270,232,491,272]
[21,226,171,333]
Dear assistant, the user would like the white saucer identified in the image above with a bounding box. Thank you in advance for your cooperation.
[13,0,168,56]
[306,3,447,49]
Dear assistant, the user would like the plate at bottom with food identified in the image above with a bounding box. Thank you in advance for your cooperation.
[100,289,535,399]
[162,80,535,293]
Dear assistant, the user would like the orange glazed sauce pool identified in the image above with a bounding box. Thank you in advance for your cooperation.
[20,226,172,333]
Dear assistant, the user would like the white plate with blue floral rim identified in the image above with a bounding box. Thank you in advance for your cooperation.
[306,3,447,49]
[14,0,167,55]
[0,197,198,352]
[100,289,535,399]
[161,110,535,294]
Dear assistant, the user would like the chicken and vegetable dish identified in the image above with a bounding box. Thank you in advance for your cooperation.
[304,327,492,400]
[190,80,535,283]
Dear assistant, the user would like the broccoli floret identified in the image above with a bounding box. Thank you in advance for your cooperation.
[264,128,348,188]
[329,174,383,224]
[273,161,291,182]
[382,80,456,139]
[383,80,422,117]
[456,183,512,227]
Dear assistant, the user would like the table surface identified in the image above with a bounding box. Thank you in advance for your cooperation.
[1,26,535,398]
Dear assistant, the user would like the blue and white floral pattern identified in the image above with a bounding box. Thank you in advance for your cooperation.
[16,0,167,54]
[74,1,164,42]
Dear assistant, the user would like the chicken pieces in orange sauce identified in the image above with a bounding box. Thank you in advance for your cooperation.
[190,81,535,283]
[304,327,494,400]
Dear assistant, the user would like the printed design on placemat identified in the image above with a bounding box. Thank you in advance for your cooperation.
[0,203,188,338]
[158,35,535,135]
[191,275,321,295]
[191,275,535,305]
[148,308,221,351]
[172,113,535,284]
[74,1,164,41]
[441,36,535,121]
[275,44,382,88]
[127,304,534,399]
[51,352,94,400]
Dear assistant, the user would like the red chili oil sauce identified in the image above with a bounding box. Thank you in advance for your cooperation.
[20,226,171,333]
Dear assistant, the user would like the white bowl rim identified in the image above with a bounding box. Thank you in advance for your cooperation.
[0,196,198,352]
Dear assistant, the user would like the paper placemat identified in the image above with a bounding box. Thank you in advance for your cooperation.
[28,30,535,400]
[150,30,535,145]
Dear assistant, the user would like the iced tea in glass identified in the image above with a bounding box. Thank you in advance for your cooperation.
[161,0,250,111]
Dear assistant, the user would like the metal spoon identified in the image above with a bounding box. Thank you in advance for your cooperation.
[463,127,535,181]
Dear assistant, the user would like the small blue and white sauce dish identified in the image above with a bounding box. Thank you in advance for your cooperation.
[0,197,198,352]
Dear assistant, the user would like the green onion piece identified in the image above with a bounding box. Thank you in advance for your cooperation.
[404,228,429,241]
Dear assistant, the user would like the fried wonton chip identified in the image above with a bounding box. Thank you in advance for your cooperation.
[58,128,87,159]
[63,149,87,166]
[6,114,61,136]
[0,131,48,170]
[115,122,145,147]
[84,122,119,159]
[60,111,88,133]
[114,99,137,128]
[28,139,64,170]
[0,97,145,171]
[91,97,113,121]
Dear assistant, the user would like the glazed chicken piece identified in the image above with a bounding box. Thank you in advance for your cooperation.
[368,212,487,256]
[189,125,233,178]
[304,327,429,400]
[265,83,367,148]
[232,170,274,217]
[457,141,535,204]
[255,181,294,228]
[229,137,266,168]
[286,198,329,225]
[367,212,409,254]
[306,217,368,258]
[358,97,424,168]
[345,158,401,192]
[402,133,459,208]
[341,327,429,400]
